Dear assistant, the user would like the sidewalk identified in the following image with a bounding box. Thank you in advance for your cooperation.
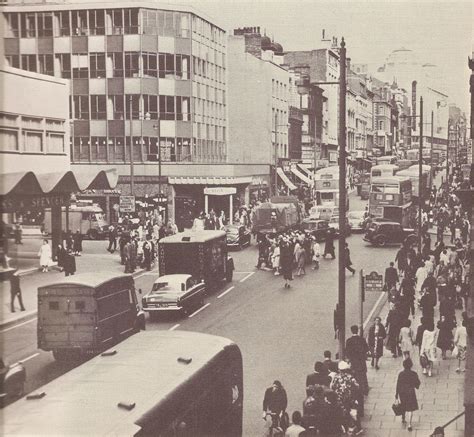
[0,248,150,330]
[362,301,465,436]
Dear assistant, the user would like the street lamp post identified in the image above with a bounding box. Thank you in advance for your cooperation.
[129,95,135,196]
[418,96,423,253]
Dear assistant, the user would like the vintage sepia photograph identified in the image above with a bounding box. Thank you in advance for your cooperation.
[0,0,473,435]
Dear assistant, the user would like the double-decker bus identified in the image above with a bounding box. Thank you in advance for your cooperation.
[397,165,431,199]
[376,155,398,165]
[313,166,349,209]
[3,331,243,436]
[369,176,415,227]
[370,164,400,184]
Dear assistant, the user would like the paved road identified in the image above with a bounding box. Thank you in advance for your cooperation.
[1,191,399,435]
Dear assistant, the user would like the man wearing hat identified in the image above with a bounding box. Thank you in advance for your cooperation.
[262,380,288,420]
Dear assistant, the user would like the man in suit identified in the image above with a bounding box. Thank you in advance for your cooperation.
[384,261,399,291]
[322,350,338,375]
[345,325,369,420]
[306,361,331,392]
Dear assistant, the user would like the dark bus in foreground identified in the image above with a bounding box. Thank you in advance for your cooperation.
[4,331,243,436]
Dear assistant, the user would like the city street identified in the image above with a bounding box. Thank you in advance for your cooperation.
[0,192,399,434]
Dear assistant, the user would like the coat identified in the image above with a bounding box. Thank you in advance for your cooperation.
[421,329,438,362]
[396,369,420,412]
[385,266,399,288]
[436,319,454,351]
[345,335,369,372]
[368,323,387,358]
[38,243,52,266]
[263,386,287,415]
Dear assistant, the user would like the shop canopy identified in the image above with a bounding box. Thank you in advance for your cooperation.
[276,168,297,191]
[297,163,313,177]
[0,169,118,196]
[168,176,252,185]
[291,166,313,186]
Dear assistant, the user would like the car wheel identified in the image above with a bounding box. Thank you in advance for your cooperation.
[10,379,24,400]
[376,236,387,247]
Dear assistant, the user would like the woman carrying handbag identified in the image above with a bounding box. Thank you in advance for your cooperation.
[395,358,420,432]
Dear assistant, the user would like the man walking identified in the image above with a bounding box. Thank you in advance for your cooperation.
[10,270,25,312]
[323,228,336,259]
[384,261,399,291]
[344,242,355,274]
[107,224,117,253]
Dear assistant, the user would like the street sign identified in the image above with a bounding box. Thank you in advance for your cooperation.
[119,195,135,213]
[363,271,384,292]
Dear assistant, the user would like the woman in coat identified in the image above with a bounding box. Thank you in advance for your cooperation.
[395,358,420,431]
[436,315,454,359]
[453,319,468,373]
[385,303,403,358]
[73,230,83,256]
[398,319,414,359]
[294,241,306,276]
[367,316,386,370]
[38,239,52,272]
[56,244,66,272]
[279,239,293,288]
[420,322,438,377]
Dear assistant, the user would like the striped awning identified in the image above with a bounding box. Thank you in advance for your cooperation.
[297,163,313,177]
[168,176,252,185]
[0,169,118,196]
[277,168,297,191]
[291,166,313,186]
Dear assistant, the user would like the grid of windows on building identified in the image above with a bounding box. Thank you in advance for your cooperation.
[0,112,66,154]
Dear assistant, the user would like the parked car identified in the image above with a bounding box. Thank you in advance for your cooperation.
[300,218,331,241]
[142,274,206,318]
[347,211,366,232]
[363,221,416,247]
[224,225,251,249]
[0,359,25,408]
[328,216,352,236]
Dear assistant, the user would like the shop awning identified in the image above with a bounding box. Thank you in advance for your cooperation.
[168,176,252,185]
[291,166,313,186]
[297,163,313,178]
[0,169,118,196]
[277,168,297,191]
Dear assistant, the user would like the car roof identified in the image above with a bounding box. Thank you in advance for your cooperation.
[303,218,326,223]
[38,272,133,289]
[159,230,225,243]
[154,274,191,284]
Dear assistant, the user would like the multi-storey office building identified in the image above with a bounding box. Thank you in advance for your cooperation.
[1,0,251,228]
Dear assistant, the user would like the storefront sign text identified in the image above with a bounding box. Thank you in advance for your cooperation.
[0,194,70,212]
[119,196,136,212]
[204,187,237,196]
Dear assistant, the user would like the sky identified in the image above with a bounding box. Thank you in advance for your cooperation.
[182,0,473,112]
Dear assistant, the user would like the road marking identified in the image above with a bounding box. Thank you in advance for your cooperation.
[239,272,255,283]
[16,352,40,365]
[0,317,37,333]
[188,303,210,318]
[217,286,235,299]
[363,292,386,329]
[169,324,180,331]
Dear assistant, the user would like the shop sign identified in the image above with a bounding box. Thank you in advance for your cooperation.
[0,193,70,211]
[363,271,384,292]
[204,187,237,196]
[119,195,136,212]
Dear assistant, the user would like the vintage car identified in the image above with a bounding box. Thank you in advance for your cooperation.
[142,274,206,318]
[0,359,26,408]
[363,221,417,247]
[300,218,331,242]
[328,216,352,236]
[347,211,366,232]
[224,225,251,249]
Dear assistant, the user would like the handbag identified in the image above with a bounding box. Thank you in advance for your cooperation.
[452,346,459,358]
[392,401,404,416]
[420,353,429,369]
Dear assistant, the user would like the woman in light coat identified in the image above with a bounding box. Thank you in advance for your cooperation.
[399,319,415,359]
[453,319,467,373]
[420,322,438,377]
[38,239,52,272]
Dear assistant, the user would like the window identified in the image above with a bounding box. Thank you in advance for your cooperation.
[4,13,20,37]
[73,137,90,161]
[90,53,106,78]
[159,95,175,120]
[91,136,107,161]
[89,10,105,35]
[21,13,36,38]
[108,137,125,161]
[73,95,90,120]
[56,53,71,78]
[125,137,143,161]
[72,54,89,78]
[54,11,70,36]
[109,9,123,35]
[125,95,140,120]
[0,128,19,151]
[71,10,88,36]
[160,137,176,161]
[108,52,123,77]
[109,95,124,120]
[179,13,190,37]
[176,96,190,121]
[142,52,157,77]
[378,121,384,130]
[91,95,106,120]
[37,12,53,36]
[21,55,37,73]
[75,301,86,311]
[159,53,175,78]
[125,52,139,77]
[24,131,43,152]
[163,11,175,37]
[49,301,59,310]
[38,54,54,76]
[144,136,159,160]
[142,9,157,35]
[176,54,190,79]
[143,95,158,120]
[176,137,191,161]
[124,8,139,34]
[5,55,20,68]
[47,133,64,153]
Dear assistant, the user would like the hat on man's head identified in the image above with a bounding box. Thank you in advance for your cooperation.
[338,360,350,371]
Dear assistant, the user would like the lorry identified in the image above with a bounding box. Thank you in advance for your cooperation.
[37,272,145,361]
[43,203,108,240]
[158,230,234,290]
[251,196,302,235]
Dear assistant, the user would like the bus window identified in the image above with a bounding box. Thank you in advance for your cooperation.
[372,170,382,177]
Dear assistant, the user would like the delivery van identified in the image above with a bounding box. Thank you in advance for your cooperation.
[37,272,145,361]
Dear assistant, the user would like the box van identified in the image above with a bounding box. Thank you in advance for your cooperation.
[43,203,108,240]
[37,272,145,361]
